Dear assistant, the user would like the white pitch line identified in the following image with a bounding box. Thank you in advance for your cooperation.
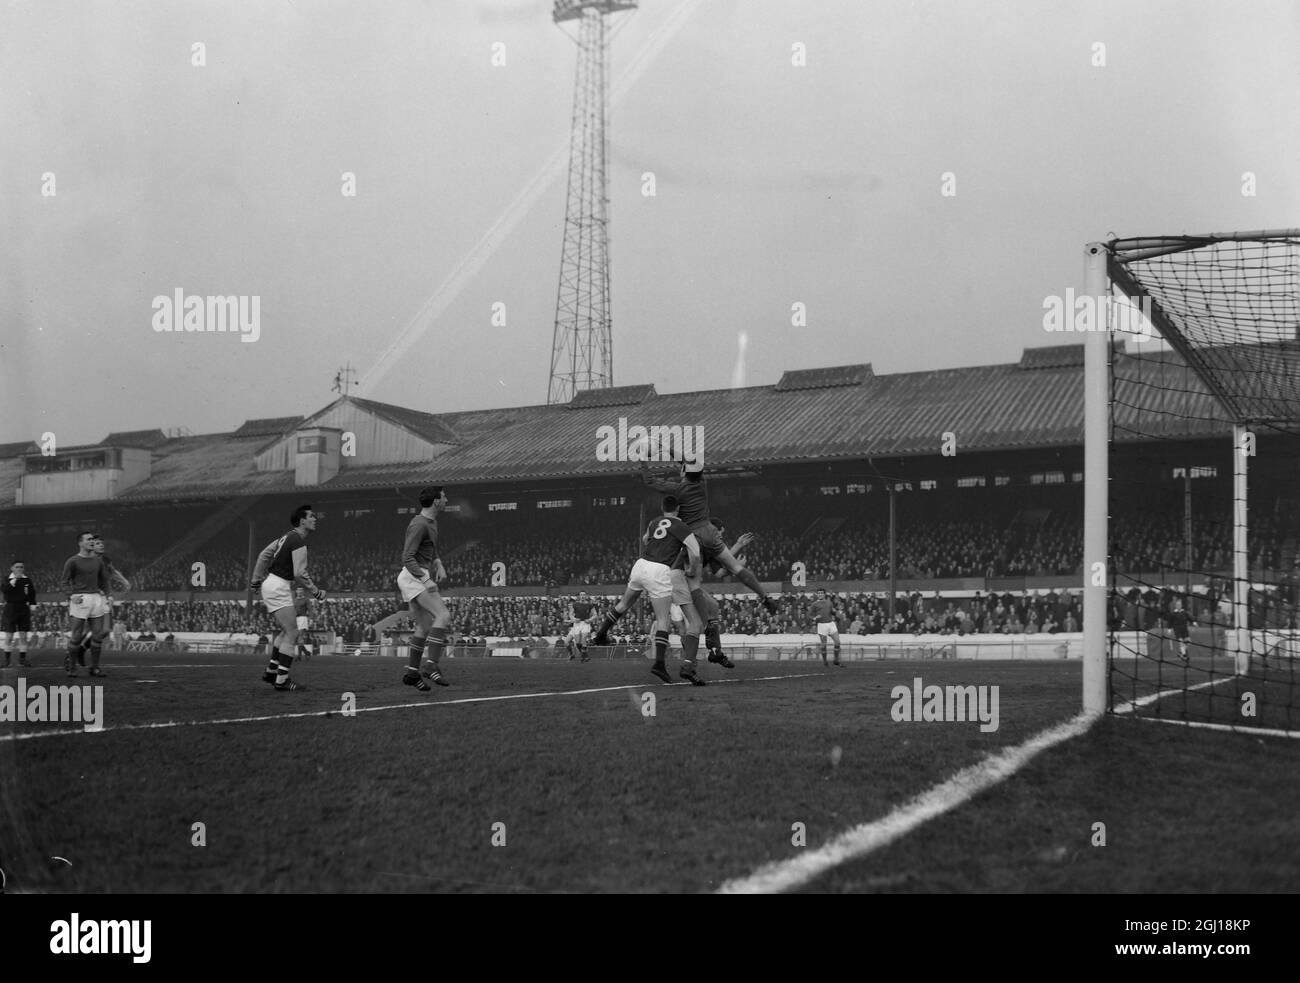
[1111,675,1231,715]
[1133,715,1300,740]
[716,710,1100,895]
[0,671,826,743]
[1113,674,1300,739]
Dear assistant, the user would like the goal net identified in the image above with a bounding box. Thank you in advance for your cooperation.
[1097,230,1300,736]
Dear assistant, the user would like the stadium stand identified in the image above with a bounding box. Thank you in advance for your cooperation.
[5,348,1298,641]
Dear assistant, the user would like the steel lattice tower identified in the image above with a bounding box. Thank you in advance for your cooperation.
[547,0,637,405]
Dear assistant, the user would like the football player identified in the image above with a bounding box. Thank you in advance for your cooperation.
[685,516,756,670]
[399,486,453,691]
[566,591,596,662]
[77,536,129,666]
[591,495,707,685]
[60,532,111,677]
[641,458,779,616]
[250,505,324,691]
[810,587,842,666]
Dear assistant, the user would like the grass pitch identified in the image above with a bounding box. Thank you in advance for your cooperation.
[1,649,1296,893]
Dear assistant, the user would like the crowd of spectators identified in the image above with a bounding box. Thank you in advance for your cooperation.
[19,576,1299,647]
[10,493,1300,596]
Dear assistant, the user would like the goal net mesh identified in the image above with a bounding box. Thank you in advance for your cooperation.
[1105,231,1300,735]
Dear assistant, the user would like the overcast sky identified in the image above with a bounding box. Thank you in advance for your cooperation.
[3,0,1297,447]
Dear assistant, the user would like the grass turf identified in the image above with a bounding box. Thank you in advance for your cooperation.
[0,649,1295,893]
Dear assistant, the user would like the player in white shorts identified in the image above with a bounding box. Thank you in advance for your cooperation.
[810,587,841,666]
[250,505,325,691]
[566,591,597,661]
[590,496,708,685]
[399,486,453,691]
[59,531,111,677]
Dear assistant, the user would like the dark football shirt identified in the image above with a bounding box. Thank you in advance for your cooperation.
[572,600,595,620]
[642,473,709,526]
[402,514,440,578]
[641,514,694,567]
[265,530,308,581]
[2,575,36,607]
[810,598,834,622]
[1168,610,1191,638]
[60,554,109,594]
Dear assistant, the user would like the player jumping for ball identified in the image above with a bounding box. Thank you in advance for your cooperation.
[566,591,596,662]
[591,495,708,685]
[59,532,111,677]
[640,457,779,616]
[399,486,452,691]
[684,515,756,670]
[250,505,324,692]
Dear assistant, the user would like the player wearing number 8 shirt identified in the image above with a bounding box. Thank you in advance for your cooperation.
[591,495,708,685]
[640,458,779,615]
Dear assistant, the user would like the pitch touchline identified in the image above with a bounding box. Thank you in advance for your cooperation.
[715,710,1100,895]
[0,672,827,743]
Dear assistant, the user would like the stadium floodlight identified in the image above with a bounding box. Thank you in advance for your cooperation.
[1085,230,1300,735]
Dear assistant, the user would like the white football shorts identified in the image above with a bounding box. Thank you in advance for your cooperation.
[398,568,436,603]
[668,568,693,605]
[67,592,105,621]
[627,558,673,600]
[261,574,294,614]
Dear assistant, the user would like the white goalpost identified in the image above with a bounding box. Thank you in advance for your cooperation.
[1084,230,1300,726]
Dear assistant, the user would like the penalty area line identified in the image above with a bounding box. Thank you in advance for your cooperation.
[0,671,827,743]
[716,710,1100,895]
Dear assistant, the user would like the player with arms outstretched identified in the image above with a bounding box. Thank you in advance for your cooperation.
[250,505,324,692]
[566,591,596,662]
[591,495,708,685]
[685,516,756,670]
[399,486,453,691]
[60,532,111,677]
[640,457,779,616]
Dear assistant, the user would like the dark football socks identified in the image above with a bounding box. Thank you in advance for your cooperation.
[407,635,427,670]
[681,632,700,670]
[275,653,294,685]
[420,627,449,681]
[593,608,624,643]
[652,629,670,668]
